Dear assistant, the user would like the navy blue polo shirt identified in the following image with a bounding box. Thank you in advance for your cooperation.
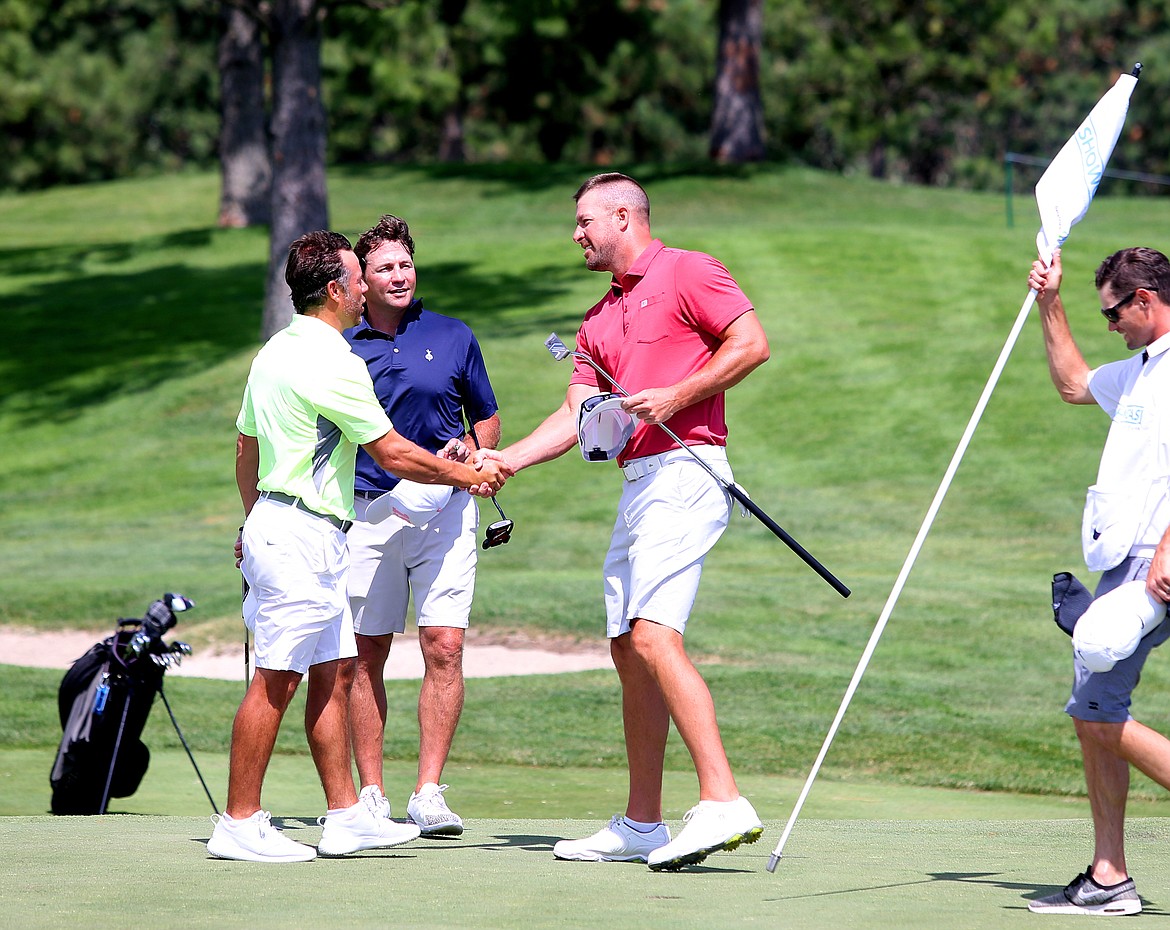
[345,300,499,494]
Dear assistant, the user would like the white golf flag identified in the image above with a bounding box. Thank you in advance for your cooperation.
[1035,64,1141,265]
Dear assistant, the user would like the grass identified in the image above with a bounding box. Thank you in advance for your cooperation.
[5,162,1170,823]
[11,814,1170,930]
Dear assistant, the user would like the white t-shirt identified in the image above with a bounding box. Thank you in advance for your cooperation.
[1087,329,1170,553]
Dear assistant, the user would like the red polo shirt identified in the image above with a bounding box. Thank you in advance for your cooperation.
[570,239,754,465]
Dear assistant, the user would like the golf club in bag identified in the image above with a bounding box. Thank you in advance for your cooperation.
[545,333,850,598]
[49,592,218,815]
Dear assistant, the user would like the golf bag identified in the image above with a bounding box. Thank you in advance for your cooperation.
[49,593,194,815]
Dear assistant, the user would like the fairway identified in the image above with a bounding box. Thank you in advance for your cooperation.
[2,815,1169,928]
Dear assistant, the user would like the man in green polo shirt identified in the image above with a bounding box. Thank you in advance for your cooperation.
[207,230,510,864]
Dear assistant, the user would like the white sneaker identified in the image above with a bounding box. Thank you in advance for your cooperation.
[206,810,317,863]
[359,784,392,820]
[316,798,421,856]
[646,797,764,871]
[553,815,670,863]
[407,783,465,836]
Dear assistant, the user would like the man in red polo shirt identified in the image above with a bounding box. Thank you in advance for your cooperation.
[496,172,771,871]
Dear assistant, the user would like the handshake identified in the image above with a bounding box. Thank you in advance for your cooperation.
[437,438,513,498]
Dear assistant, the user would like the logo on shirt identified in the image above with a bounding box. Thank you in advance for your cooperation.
[1116,404,1144,426]
[425,349,434,361]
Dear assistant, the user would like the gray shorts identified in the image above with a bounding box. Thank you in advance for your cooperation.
[1066,556,1170,722]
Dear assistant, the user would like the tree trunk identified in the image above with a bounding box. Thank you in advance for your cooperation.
[437,0,469,163]
[438,103,465,162]
[217,3,271,229]
[709,0,765,164]
[262,0,329,341]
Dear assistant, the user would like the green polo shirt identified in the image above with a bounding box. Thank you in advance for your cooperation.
[236,314,394,521]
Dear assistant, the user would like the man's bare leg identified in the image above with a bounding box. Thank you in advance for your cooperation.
[350,632,394,790]
[610,630,669,823]
[224,667,302,818]
[627,619,738,802]
[306,657,358,810]
[416,625,465,790]
[1076,717,1170,884]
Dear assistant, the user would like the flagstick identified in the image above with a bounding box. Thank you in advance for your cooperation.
[767,289,1040,873]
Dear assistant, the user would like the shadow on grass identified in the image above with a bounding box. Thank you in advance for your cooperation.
[0,229,260,426]
[0,226,587,427]
[930,871,1167,917]
[417,260,584,338]
[487,831,561,852]
[761,869,1166,914]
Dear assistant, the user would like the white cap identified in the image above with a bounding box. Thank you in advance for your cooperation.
[363,481,453,527]
[577,393,634,462]
[1073,579,1167,673]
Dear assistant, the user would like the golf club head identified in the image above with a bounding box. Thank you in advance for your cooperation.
[545,333,572,361]
[482,518,514,549]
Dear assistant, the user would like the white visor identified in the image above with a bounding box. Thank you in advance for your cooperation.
[578,393,635,462]
[1073,579,1167,673]
[363,480,453,527]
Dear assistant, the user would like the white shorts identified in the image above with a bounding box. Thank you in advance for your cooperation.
[347,490,479,636]
[240,497,357,675]
[604,446,732,638]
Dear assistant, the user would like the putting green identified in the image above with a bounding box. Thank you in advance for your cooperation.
[1,815,1168,928]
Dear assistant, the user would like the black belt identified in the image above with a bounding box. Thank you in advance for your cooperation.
[259,491,352,532]
[356,486,466,499]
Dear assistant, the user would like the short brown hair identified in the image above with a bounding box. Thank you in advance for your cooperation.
[1095,247,1170,298]
[285,230,353,314]
[573,172,650,222]
[355,214,415,268]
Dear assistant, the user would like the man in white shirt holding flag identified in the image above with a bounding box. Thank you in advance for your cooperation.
[1012,62,1166,918]
[1027,245,1170,917]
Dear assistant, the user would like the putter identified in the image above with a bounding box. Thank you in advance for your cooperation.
[482,495,514,549]
[467,421,514,549]
[545,333,850,598]
[241,574,251,691]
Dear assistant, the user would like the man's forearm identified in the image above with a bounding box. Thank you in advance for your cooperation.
[468,414,501,450]
[1038,295,1094,404]
[498,391,586,471]
[235,433,261,516]
[366,430,487,487]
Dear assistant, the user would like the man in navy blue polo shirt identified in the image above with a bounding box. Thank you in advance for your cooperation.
[345,214,500,836]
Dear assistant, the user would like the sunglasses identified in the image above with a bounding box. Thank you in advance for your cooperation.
[1101,287,1157,323]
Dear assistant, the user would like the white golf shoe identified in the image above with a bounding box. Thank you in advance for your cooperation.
[317,796,421,856]
[407,782,464,836]
[647,797,763,871]
[206,810,317,863]
[359,784,392,820]
[553,815,670,863]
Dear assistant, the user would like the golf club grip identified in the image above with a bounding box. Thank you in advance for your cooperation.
[725,483,851,598]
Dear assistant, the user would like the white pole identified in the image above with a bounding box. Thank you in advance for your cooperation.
[767,289,1040,873]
